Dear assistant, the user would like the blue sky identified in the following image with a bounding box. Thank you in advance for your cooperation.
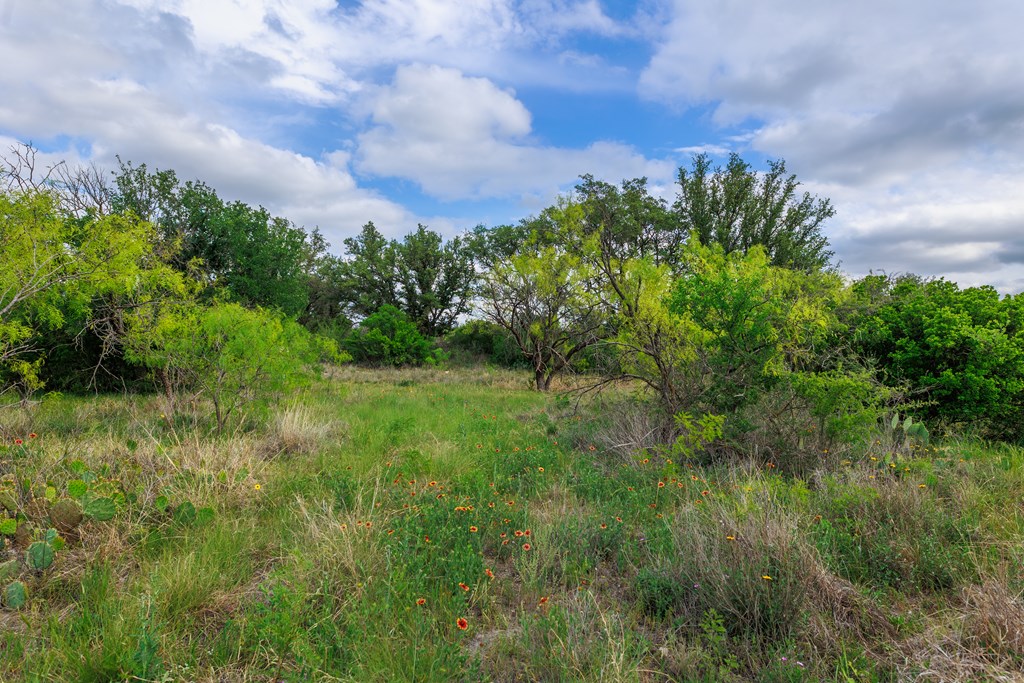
[2,0,1023,291]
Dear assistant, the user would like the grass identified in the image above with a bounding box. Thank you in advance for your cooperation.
[0,365,1022,681]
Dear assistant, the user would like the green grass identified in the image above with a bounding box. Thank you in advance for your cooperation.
[1,366,1022,681]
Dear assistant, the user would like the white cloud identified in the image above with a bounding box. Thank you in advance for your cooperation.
[356,63,673,200]
[640,0,1024,290]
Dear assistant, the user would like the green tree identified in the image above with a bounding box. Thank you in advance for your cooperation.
[674,153,835,272]
[125,302,336,432]
[0,187,178,397]
[395,225,475,337]
[846,274,1024,440]
[337,223,475,336]
[478,202,604,391]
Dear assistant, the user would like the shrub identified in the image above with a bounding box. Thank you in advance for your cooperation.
[126,302,338,431]
[443,319,526,368]
[344,305,443,367]
[846,274,1024,442]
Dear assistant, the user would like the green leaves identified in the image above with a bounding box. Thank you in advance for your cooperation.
[0,518,17,535]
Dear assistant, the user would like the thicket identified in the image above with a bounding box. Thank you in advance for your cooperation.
[3,142,1023,447]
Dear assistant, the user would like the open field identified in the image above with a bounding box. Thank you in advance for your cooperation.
[1,366,1023,682]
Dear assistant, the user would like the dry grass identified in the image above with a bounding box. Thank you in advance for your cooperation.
[263,403,341,457]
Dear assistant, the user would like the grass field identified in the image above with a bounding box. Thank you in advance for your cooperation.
[1,366,1023,682]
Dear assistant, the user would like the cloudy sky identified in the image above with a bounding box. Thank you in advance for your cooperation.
[2,0,1022,291]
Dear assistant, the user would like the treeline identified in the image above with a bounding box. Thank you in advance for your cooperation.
[2,143,1022,446]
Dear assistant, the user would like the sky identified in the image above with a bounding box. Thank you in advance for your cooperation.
[2,0,1023,292]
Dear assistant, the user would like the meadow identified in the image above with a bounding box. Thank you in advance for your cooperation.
[1,366,1022,682]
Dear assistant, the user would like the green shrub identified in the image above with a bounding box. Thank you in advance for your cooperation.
[444,320,526,368]
[846,274,1024,441]
[345,305,443,367]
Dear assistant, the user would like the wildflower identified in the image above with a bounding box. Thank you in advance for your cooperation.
[254,483,261,491]
[502,539,509,545]
[589,445,596,451]
[642,458,649,464]
[484,568,494,579]
[918,484,926,489]
[691,475,699,481]
[600,523,607,529]
[14,439,22,446]
[340,523,348,530]
[28,433,37,439]
[513,447,520,452]
[514,530,524,537]
[655,513,663,518]
[726,535,735,541]
[701,490,709,496]
[476,444,482,449]
[488,502,495,508]
[456,617,469,630]
[537,466,544,472]
[522,543,531,551]
[459,582,470,592]
[365,521,373,529]
[615,516,622,523]
[657,482,665,488]
[387,529,395,535]
[424,535,431,543]
[524,529,531,537]
[539,596,549,605]
[416,598,426,606]
[761,575,773,581]
[428,481,438,487]
[500,532,507,538]
[507,500,515,506]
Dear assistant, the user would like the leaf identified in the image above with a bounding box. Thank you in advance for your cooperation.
[4,581,27,609]
[69,460,87,475]
[27,541,55,570]
[67,480,88,499]
[173,501,196,526]
[153,495,169,512]
[196,507,215,525]
[0,518,16,535]
[44,486,57,502]
[83,497,116,521]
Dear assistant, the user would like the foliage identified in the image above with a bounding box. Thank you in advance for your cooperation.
[478,201,605,390]
[674,152,835,272]
[125,302,337,431]
[846,274,1024,441]
[343,305,443,367]
[443,319,527,368]
[335,222,475,336]
[0,186,180,397]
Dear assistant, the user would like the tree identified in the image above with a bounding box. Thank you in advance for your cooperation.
[337,223,475,337]
[394,225,476,337]
[336,222,400,320]
[343,305,441,367]
[125,302,336,432]
[478,202,605,391]
[674,153,835,272]
[0,186,180,397]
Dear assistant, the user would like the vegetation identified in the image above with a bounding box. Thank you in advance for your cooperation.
[1,141,1023,680]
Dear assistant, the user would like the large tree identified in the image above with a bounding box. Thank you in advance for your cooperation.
[335,223,475,337]
[674,153,835,272]
[478,202,605,391]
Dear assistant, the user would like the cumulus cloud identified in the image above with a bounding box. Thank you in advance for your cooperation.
[356,64,673,200]
[638,0,1024,290]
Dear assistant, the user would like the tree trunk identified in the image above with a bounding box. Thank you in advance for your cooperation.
[535,368,549,391]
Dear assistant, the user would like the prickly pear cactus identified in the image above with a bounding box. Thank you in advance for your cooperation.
[49,498,84,533]
[3,580,27,609]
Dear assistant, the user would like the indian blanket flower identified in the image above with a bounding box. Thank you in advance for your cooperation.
[522,543,532,551]
[459,582,470,592]
[469,526,478,532]
[484,568,494,579]
[416,598,426,606]
[456,617,469,630]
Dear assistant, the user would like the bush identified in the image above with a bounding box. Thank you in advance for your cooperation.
[846,274,1024,442]
[126,302,338,431]
[344,305,443,367]
[443,319,526,368]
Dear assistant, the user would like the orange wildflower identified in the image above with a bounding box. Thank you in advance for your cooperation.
[457,617,469,630]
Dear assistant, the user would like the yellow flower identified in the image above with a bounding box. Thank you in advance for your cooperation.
[254,483,261,491]
[761,574,773,581]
